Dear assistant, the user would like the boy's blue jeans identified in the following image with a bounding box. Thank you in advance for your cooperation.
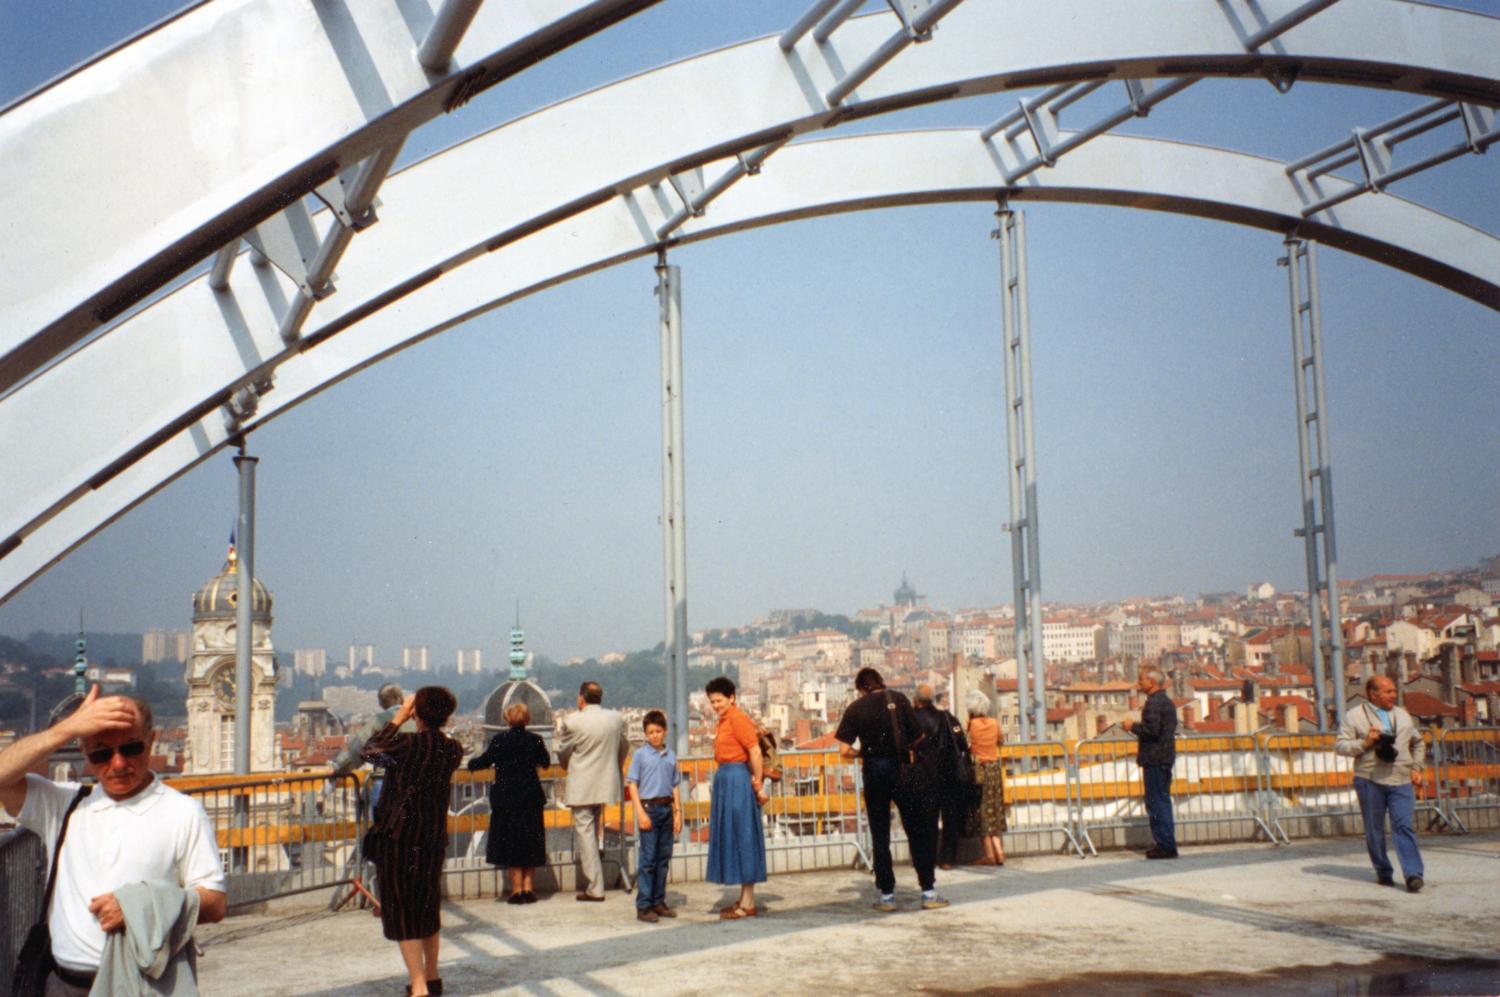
[636,803,675,910]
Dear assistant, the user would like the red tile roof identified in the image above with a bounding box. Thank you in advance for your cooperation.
[1402,691,1462,718]
[1258,695,1315,723]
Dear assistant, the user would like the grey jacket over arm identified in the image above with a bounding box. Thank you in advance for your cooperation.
[91,880,200,996]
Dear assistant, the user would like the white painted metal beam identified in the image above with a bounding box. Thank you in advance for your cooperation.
[1,0,1496,395]
[0,0,663,393]
[1,128,1495,602]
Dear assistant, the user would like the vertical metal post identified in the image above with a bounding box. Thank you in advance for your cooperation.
[234,450,258,774]
[1282,238,1344,729]
[1305,245,1347,724]
[656,252,689,757]
[1016,212,1047,740]
[996,204,1045,741]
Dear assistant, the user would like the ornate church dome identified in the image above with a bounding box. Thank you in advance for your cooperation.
[482,612,552,730]
[192,555,272,621]
[482,679,554,730]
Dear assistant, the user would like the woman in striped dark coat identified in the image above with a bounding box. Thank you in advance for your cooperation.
[362,686,463,997]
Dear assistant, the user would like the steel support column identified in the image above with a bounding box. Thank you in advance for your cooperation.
[656,253,689,756]
[233,450,258,774]
[996,206,1046,740]
[1282,238,1346,728]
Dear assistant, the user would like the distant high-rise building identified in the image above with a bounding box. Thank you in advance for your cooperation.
[403,645,430,672]
[293,648,327,677]
[142,628,190,663]
[349,641,376,672]
[455,648,483,675]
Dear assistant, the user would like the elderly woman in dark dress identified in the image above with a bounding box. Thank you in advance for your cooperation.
[467,701,550,903]
[362,686,463,997]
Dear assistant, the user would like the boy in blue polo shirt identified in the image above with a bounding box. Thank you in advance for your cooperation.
[627,710,682,923]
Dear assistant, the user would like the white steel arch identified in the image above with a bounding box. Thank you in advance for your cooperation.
[2,0,1496,392]
[2,127,1496,602]
[0,0,661,389]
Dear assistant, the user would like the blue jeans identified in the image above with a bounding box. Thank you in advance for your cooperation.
[636,803,675,910]
[1143,765,1176,852]
[1353,777,1424,880]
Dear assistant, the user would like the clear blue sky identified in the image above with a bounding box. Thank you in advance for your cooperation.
[1,1,1496,666]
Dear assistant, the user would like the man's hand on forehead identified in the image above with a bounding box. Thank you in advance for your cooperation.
[67,685,142,741]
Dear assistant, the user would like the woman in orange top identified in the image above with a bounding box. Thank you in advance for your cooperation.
[965,692,1007,866]
[704,675,768,919]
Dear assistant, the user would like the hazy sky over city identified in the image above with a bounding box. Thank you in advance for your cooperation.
[1,1,1496,666]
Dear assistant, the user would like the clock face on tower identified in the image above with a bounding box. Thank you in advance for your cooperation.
[211,665,237,709]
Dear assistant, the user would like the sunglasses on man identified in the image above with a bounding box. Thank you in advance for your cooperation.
[86,741,147,765]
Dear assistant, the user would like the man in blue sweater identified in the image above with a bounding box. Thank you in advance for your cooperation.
[1122,664,1179,859]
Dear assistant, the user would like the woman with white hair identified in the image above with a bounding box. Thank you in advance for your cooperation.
[965,691,1006,866]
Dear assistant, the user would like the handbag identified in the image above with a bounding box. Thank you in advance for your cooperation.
[756,725,783,783]
[948,716,975,788]
[11,784,91,997]
[885,692,931,808]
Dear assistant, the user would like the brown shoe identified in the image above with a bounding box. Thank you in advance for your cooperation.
[636,908,659,923]
[575,892,606,902]
[652,904,678,918]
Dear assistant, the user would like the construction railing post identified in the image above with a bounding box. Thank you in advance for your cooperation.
[1281,237,1345,729]
[656,251,689,757]
[996,203,1046,741]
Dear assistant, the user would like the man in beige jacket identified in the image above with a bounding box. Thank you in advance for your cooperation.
[556,681,630,900]
[1334,675,1426,892]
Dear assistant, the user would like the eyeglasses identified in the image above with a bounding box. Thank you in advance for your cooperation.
[85,741,147,765]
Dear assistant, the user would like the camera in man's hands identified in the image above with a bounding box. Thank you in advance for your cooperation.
[1374,731,1398,764]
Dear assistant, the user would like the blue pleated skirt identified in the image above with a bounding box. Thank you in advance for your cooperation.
[705,762,768,885]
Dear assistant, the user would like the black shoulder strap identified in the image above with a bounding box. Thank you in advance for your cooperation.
[884,691,908,760]
[39,784,92,922]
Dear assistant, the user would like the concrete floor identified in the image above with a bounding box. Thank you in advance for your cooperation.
[197,834,1500,996]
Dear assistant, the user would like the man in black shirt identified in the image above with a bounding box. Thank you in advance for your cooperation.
[1122,664,1179,858]
[912,684,971,870]
[835,668,946,911]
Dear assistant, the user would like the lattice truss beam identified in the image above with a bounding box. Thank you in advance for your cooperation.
[0,0,1496,602]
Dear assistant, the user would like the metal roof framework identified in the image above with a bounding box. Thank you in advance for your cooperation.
[0,0,1497,606]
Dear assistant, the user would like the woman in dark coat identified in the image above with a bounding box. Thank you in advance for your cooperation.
[467,701,550,903]
[362,686,463,997]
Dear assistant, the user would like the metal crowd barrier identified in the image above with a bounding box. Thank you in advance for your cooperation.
[6,724,1487,926]
[1072,732,1276,854]
[435,764,634,901]
[1434,726,1500,833]
[0,828,45,997]
[1257,731,1455,844]
[175,770,365,909]
[1001,740,1086,857]
[666,750,871,880]
[1256,731,1361,844]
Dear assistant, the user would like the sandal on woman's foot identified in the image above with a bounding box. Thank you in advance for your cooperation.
[719,904,756,920]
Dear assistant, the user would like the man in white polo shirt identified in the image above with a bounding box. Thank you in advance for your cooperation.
[0,685,227,995]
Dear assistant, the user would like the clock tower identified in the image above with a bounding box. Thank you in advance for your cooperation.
[185,551,277,773]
